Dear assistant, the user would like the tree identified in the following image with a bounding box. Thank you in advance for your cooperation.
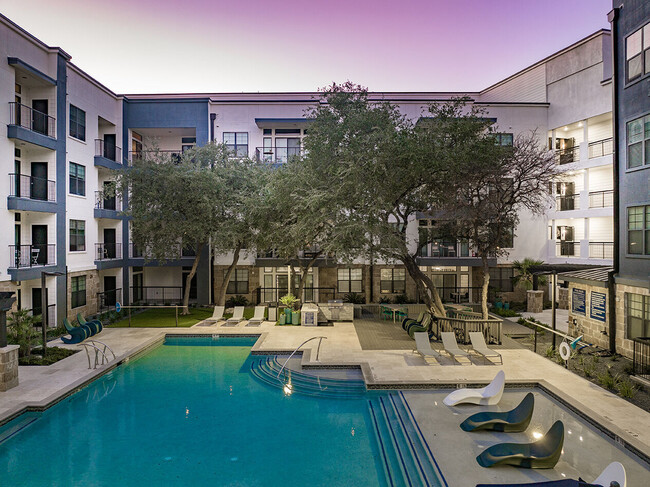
[8,309,39,358]
[512,258,548,290]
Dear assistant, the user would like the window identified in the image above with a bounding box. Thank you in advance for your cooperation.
[69,105,86,141]
[626,115,650,168]
[69,220,85,252]
[223,132,248,157]
[626,23,650,82]
[380,268,406,294]
[494,133,513,146]
[338,268,362,293]
[69,162,85,196]
[71,276,86,308]
[488,267,514,292]
[499,226,515,249]
[227,269,249,294]
[625,293,650,339]
[627,205,650,255]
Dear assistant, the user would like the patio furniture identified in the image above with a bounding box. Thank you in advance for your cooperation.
[413,331,442,364]
[440,331,471,365]
[475,461,625,486]
[407,312,432,338]
[246,306,266,326]
[593,462,626,487]
[223,306,244,326]
[468,332,503,364]
[402,311,425,330]
[77,313,103,335]
[460,392,534,432]
[205,306,225,323]
[60,317,90,344]
[381,305,392,320]
[443,370,505,406]
[475,420,564,469]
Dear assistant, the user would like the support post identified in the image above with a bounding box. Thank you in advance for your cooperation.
[41,272,47,357]
[551,272,557,349]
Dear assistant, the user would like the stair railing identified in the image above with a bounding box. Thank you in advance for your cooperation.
[276,336,327,379]
[78,340,116,369]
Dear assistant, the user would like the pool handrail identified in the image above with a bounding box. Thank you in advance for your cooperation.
[276,336,327,379]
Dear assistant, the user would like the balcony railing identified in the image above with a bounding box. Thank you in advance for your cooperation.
[555,241,580,257]
[589,242,614,259]
[9,244,56,268]
[588,137,613,159]
[419,240,472,258]
[129,243,193,259]
[9,102,56,138]
[95,242,122,261]
[588,190,613,208]
[555,194,579,211]
[128,150,183,164]
[555,146,580,165]
[9,173,56,202]
[130,286,193,305]
[255,147,303,164]
[95,190,122,211]
[97,288,122,314]
[95,139,122,163]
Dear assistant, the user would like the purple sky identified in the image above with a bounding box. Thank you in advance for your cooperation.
[1,0,612,94]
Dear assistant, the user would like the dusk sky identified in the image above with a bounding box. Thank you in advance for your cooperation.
[0,0,612,94]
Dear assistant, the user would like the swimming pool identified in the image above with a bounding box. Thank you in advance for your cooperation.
[0,336,445,486]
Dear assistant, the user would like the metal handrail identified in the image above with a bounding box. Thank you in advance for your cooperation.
[89,340,116,361]
[276,336,327,379]
[78,340,116,369]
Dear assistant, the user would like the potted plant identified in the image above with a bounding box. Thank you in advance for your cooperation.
[279,293,298,323]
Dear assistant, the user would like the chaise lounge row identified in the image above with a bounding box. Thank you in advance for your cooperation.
[414,331,502,365]
[61,314,103,344]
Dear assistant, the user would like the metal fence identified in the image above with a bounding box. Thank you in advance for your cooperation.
[555,146,580,165]
[588,190,613,208]
[9,244,56,268]
[9,101,56,137]
[588,242,614,259]
[9,173,56,201]
[632,337,650,380]
[97,288,123,314]
[588,137,613,159]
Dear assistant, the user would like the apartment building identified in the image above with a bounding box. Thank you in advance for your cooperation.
[0,13,615,325]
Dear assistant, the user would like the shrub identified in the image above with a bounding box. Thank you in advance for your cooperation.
[617,379,638,399]
[278,293,298,310]
[8,309,40,358]
[622,363,634,375]
[19,346,78,366]
[378,297,391,304]
[226,295,249,307]
[545,346,556,359]
[582,358,596,378]
[393,294,410,304]
[491,307,520,317]
[597,368,619,391]
[343,292,365,304]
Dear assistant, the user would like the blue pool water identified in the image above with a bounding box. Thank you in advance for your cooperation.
[0,336,444,486]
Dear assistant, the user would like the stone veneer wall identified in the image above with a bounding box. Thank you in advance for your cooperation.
[614,283,650,359]
[0,345,19,391]
[212,265,260,305]
[0,281,18,314]
[567,283,610,352]
[372,265,418,303]
[67,270,100,321]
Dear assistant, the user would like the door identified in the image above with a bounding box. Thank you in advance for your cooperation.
[559,182,575,211]
[103,276,117,307]
[32,288,44,326]
[31,99,48,135]
[103,228,116,259]
[276,275,289,301]
[31,162,48,201]
[132,273,143,303]
[14,160,21,197]
[14,224,21,267]
[103,181,116,211]
[31,225,47,265]
[103,134,116,161]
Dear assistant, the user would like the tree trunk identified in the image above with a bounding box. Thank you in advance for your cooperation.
[182,242,205,315]
[480,254,490,320]
[216,245,241,306]
[296,251,322,304]
[401,254,446,316]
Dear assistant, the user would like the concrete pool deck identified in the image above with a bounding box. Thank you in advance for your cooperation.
[1,321,649,483]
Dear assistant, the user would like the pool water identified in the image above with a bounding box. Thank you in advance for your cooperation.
[0,336,444,487]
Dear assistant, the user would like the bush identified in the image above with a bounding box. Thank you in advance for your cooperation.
[597,368,619,391]
[378,297,391,304]
[582,358,596,378]
[8,309,40,358]
[509,301,526,312]
[393,294,410,304]
[19,346,78,366]
[226,295,249,307]
[491,307,520,317]
[545,346,557,359]
[343,292,365,304]
[617,379,638,399]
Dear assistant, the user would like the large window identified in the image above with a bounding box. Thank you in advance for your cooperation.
[227,269,249,294]
[71,276,86,308]
[223,132,248,157]
[488,267,514,292]
[69,105,86,141]
[338,268,362,293]
[494,133,514,146]
[69,162,85,196]
[626,23,650,82]
[380,268,406,294]
[627,205,650,255]
[69,220,85,251]
[625,293,650,339]
[626,115,650,168]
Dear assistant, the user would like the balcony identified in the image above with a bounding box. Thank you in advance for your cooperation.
[556,241,580,257]
[589,242,614,259]
[128,243,196,263]
[255,146,302,164]
[94,191,122,219]
[94,139,123,170]
[588,138,613,159]
[588,190,613,208]
[8,244,57,280]
[7,173,57,213]
[555,194,579,211]
[554,146,580,165]
[7,102,56,150]
[128,150,182,164]
[95,242,123,270]
[416,241,495,266]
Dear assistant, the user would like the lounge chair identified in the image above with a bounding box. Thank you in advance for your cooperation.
[60,317,90,344]
[469,332,503,364]
[441,331,471,364]
[593,462,626,487]
[402,311,425,330]
[443,370,505,406]
[246,306,266,326]
[407,313,432,338]
[460,392,534,432]
[475,461,625,486]
[205,306,225,323]
[476,420,564,469]
[413,332,442,364]
[223,306,244,326]
[77,313,103,335]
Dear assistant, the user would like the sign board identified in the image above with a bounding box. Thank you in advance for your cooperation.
[571,288,586,315]
[590,291,606,323]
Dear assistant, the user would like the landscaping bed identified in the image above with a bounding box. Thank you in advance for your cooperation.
[19,347,79,366]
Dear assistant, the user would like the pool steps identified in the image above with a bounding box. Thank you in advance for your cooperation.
[0,414,39,446]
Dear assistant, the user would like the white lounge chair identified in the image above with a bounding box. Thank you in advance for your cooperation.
[443,370,505,406]
[246,306,266,326]
[223,306,244,326]
[413,332,442,364]
[468,332,503,364]
[205,306,225,323]
[441,332,471,365]
[593,461,626,487]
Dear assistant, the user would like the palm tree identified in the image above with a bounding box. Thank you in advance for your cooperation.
[512,258,547,290]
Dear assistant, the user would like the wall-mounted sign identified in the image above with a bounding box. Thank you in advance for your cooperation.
[590,291,606,323]
[572,288,586,315]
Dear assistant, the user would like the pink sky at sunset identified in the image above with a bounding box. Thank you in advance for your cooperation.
[0,0,612,94]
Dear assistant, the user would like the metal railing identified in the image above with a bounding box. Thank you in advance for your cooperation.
[130,286,191,305]
[555,194,579,211]
[255,146,303,164]
[632,337,650,380]
[432,314,502,345]
[95,242,122,261]
[418,241,471,258]
[555,146,580,165]
[276,336,327,380]
[588,190,613,208]
[78,340,116,369]
[589,242,614,259]
[9,102,56,138]
[95,139,122,163]
[128,150,183,163]
[556,241,580,257]
[128,243,194,259]
[588,137,613,159]
[9,244,56,268]
[9,173,56,201]
[97,288,122,314]
[95,190,122,211]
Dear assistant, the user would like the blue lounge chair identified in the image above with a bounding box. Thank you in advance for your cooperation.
[77,313,103,335]
[460,393,534,432]
[60,317,90,344]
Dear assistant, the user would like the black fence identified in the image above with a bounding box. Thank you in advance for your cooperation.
[95,139,122,162]
[9,102,56,137]
[633,338,650,380]
[130,286,196,305]
[254,287,339,305]
[97,288,123,314]
[95,242,122,261]
[9,244,56,268]
[555,146,580,165]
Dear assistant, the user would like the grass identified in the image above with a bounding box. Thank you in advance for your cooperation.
[111,307,214,327]
[20,347,78,366]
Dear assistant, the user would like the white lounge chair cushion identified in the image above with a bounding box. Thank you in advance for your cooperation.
[414,332,441,361]
[441,332,469,357]
[247,306,266,324]
[593,461,626,487]
[469,332,502,359]
[443,370,505,406]
[226,306,245,323]
[206,306,225,321]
